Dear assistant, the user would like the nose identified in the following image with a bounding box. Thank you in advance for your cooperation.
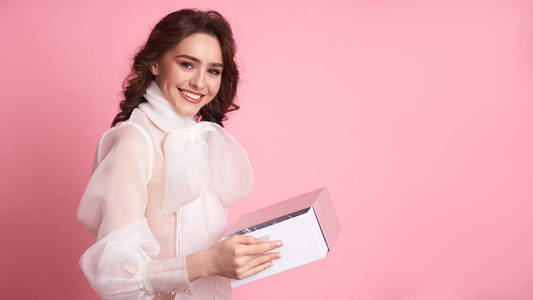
[190,69,205,90]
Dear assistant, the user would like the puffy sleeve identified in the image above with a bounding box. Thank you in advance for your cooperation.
[77,123,191,299]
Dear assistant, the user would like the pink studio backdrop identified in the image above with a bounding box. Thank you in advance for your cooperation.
[1,0,532,299]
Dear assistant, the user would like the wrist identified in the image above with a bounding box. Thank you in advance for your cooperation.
[186,247,217,281]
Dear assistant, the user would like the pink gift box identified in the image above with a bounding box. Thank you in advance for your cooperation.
[223,187,340,287]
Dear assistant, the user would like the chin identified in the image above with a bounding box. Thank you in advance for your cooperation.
[176,107,200,118]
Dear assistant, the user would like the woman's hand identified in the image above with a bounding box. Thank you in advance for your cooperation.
[210,235,283,280]
[186,235,283,282]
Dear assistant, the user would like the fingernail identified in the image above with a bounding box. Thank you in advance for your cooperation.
[275,241,283,247]
[275,253,281,258]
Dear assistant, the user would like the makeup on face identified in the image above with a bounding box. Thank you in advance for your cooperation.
[153,33,224,117]
[178,88,205,104]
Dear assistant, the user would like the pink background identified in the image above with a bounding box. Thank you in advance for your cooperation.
[1,0,532,299]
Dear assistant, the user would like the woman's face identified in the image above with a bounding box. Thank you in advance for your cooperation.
[151,32,223,117]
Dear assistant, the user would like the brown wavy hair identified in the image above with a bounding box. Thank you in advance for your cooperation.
[111,8,240,128]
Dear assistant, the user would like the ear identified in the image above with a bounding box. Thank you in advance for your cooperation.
[150,63,159,76]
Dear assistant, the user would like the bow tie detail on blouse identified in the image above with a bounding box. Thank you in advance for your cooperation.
[138,80,254,216]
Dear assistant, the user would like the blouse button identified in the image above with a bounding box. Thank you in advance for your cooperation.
[183,287,193,296]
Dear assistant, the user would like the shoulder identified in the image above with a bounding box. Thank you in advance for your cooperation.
[96,112,153,163]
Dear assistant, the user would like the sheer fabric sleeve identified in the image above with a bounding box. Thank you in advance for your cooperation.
[77,123,191,299]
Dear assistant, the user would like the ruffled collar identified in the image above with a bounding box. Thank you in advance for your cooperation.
[137,80,254,215]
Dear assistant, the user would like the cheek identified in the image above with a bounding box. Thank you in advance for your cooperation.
[163,65,188,82]
[208,78,222,95]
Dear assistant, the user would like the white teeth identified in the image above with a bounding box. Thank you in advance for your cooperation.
[181,89,202,100]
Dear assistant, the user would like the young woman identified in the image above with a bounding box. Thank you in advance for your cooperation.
[77,9,282,299]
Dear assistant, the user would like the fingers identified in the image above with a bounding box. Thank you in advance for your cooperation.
[237,259,275,280]
[245,252,281,270]
[234,251,280,269]
[243,240,283,255]
[230,235,266,245]
[229,235,283,256]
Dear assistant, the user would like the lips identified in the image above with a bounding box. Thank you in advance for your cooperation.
[178,88,204,104]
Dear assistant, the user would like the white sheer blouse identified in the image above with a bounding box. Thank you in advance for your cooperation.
[77,81,254,299]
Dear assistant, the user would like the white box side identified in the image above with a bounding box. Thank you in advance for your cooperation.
[230,209,326,287]
[309,207,328,258]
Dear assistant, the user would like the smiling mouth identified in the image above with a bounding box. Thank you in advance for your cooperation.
[178,88,205,103]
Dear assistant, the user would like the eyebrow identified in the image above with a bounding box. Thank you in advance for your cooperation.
[175,54,223,68]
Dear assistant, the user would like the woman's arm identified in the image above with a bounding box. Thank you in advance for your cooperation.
[78,123,193,298]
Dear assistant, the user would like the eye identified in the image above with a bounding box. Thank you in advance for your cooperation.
[180,62,193,69]
[208,69,221,75]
